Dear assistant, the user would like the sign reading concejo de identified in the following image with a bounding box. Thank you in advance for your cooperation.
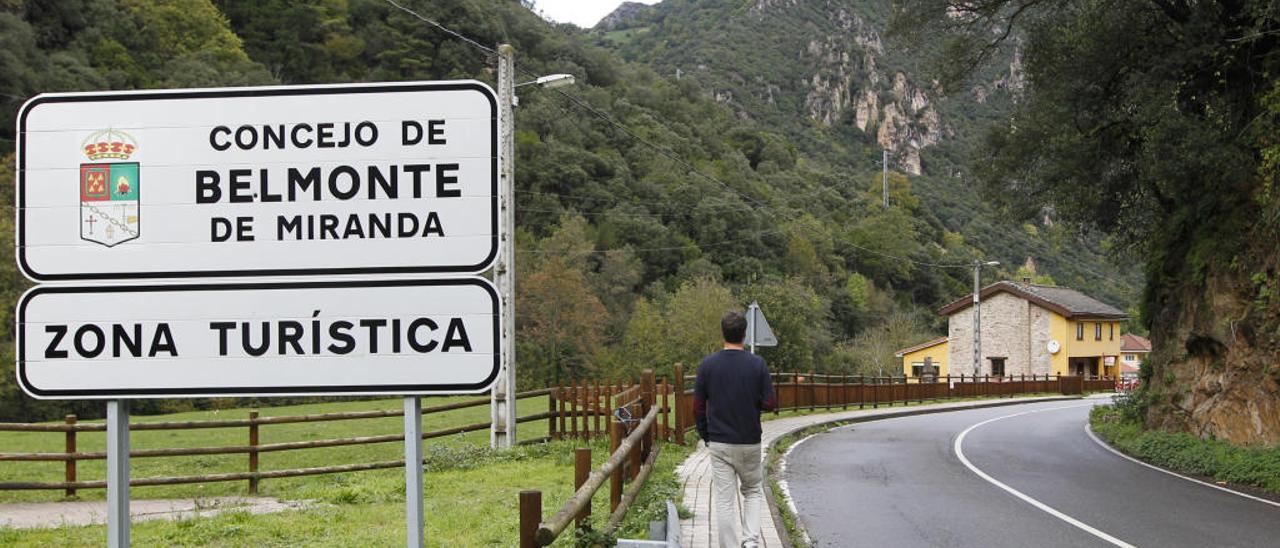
[17,278,499,399]
[16,81,498,281]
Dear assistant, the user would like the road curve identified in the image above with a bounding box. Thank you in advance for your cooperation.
[781,399,1280,548]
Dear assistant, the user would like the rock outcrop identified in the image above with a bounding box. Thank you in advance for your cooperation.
[793,5,953,174]
[1144,225,1280,445]
[594,2,655,32]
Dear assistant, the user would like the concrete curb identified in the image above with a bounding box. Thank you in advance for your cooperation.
[762,396,1084,548]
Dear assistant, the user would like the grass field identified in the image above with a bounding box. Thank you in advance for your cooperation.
[0,395,689,546]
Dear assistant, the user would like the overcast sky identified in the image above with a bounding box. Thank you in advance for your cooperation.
[532,0,661,29]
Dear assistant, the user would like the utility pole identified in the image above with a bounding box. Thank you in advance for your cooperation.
[492,43,517,449]
[972,260,999,377]
[882,149,889,210]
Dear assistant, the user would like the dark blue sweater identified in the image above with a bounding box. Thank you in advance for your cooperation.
[694,349,777,444]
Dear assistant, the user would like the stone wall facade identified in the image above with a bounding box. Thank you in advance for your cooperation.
[947,292,1051,376]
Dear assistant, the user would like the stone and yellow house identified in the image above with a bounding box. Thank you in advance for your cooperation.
[898,281,1129,378]
[894,337,948,377]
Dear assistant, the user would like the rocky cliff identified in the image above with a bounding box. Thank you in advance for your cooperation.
[594,2,655,32]
[1144,222,1280,445]
[600,0,1023,175]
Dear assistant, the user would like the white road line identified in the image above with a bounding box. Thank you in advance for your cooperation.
[954,404,1137,548]
[1084,423,1280,509]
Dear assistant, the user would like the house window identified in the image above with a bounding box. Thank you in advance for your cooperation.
[1124,354,1137,363]
[1110,323,1114,340]
[989,357,1006,377]
[1095,323,1102,341]
[1077,323,1084,341]
[913,361,939,377]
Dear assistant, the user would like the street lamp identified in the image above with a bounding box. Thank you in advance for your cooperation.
[973,260,1000,378]
[515,73,575,89]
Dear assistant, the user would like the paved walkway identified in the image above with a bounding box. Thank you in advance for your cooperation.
[0,497,311,529]
[675,396,1082,548]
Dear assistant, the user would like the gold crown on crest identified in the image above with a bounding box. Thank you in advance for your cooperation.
[81,129,138,161]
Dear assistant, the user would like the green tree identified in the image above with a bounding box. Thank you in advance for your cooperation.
[899,0,1280,440]
[663,277,737,369]
[516,258,607,387]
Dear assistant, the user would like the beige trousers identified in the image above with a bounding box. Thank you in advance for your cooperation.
[707,441,764,548]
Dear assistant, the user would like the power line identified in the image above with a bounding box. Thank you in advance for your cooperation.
[516,228,789,256]
[518,189,757,211]
[383,0,496,56]
[383,0,975,270]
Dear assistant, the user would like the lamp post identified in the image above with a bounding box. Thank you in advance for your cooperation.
[492,45,576,449]
[972,260,1000,378]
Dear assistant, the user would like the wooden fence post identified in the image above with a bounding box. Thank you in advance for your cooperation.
[558,385,567,439]
[673,364,685,444]
[825,374,832,411]
[659,377,670,442]
[641,369,655,462]
[520,490,542,548]
[64,414,76,498]
[610,420,623,512]
[571,380,580,441]
[859,375,865,410]
[248,409,259,495]
[594,380,603,439]
[575,448,591,529]
[549,388,558,441]
[842,373,848,410]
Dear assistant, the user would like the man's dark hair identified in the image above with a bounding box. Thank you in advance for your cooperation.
[721,311,747,344]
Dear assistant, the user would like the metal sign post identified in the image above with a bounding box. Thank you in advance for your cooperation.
[106,399,129,548]
[404,397,424,548]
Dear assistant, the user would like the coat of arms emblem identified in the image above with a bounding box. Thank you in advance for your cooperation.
[80,129,140,247]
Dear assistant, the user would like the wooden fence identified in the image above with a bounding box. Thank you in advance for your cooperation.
[0,388,557,495]
[0,372,685,497]
[669,371,1117,439]
[521,370,665,547]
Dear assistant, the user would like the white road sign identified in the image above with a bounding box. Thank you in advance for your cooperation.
[17,278,499,399]
[16,81,498,281]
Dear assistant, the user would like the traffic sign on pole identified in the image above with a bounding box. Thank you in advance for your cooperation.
[747,301,778,354]
[16,278,500,399]
[16,81,499,281]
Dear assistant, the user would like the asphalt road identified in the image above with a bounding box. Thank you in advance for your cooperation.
[782,398,1280,548]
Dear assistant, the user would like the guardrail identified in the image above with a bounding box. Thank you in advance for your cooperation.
[0,389,558,496]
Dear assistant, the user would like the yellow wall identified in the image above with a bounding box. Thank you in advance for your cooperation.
[1120,352,1146,373]
[1047,315,1124,377]
[901,341,949,377]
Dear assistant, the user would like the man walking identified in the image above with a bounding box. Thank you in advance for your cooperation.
[695,311,778,548]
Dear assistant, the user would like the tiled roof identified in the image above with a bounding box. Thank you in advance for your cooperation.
[894,336,948,357]
[1121,333,1152,352]
[939,281,1129,320]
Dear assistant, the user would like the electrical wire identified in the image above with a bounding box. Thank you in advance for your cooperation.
[379,0,1002,271]
[383,0,497,56]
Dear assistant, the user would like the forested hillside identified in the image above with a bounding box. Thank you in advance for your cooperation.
[592,0,1137,302]
[0,0,1136,421]
[897,0,1280,445]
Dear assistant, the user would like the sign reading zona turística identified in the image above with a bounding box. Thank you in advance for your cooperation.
[17,278,500,399]
[16,81,498,281]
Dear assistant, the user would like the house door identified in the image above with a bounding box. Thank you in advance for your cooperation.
[1069,357,1096,377]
